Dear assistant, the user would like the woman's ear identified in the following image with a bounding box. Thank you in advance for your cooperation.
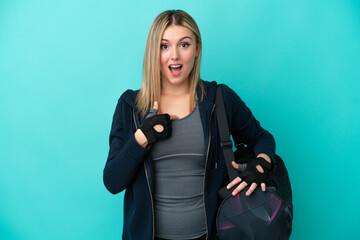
[195,43,201,57]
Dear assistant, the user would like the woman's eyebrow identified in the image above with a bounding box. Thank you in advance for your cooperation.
[161,36,193,42]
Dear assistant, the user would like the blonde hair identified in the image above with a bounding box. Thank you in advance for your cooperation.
[136,10,204,116]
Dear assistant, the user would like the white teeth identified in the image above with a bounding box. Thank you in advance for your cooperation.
[169,65,181,68]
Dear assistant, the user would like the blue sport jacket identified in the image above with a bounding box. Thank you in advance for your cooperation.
[103,80,276,240]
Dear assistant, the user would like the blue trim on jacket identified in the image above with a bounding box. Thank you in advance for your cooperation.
[103,80,276,240]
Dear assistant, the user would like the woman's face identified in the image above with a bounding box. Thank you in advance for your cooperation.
[160,25,200,88]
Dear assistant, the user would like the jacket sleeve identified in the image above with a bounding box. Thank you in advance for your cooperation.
[221,84,276,162]
[103,96,150,194]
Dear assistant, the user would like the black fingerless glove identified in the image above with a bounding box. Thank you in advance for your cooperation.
[238,157,272,185]
[140,114,172,144]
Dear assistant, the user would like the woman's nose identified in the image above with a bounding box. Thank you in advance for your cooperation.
[171,47,179,60]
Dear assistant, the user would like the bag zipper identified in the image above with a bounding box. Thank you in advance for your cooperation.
[133,109,155,240]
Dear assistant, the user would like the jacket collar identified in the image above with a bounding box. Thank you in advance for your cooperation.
[120,89,139,110]
[198,80,217,105]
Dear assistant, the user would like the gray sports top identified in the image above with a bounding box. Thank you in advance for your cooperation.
[151,105,206,239]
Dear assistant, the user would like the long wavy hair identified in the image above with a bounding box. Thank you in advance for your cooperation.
[135,10,204,116]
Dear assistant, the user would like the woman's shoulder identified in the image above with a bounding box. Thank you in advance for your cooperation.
[117,89,139,108]
[201,80,238,99]
[200,80,217,100]
[119,89,138,99]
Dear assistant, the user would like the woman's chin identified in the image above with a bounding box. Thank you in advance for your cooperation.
[162,72,188,84]
[163,77,189,86]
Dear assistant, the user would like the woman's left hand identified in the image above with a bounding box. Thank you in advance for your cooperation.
[226,162,266,197]
[226,156,271,197]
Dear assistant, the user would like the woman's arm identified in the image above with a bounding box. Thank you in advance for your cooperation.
[103,97,150,194]
[221,84,275,196]
[221,84,276,162]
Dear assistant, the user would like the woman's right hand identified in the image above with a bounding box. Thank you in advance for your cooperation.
[135,101,177,148]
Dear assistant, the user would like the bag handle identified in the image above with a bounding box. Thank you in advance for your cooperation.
[215,85,239,182]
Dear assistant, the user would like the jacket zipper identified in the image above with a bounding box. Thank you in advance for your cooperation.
[144,162,155,240]
[135,104,216,240]
[203,104,215,240]
[133,109,155,240]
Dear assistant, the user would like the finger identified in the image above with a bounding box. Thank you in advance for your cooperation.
[147,104,158,118]
[153,101,159,110]
[227,177,241,189]
[153,124,164,133]
[169,114,179,120]
[232,181,248,196]
[231,161,239,170]
[246,182,258,196]
[261,183,266,192]
[256,164,264,173]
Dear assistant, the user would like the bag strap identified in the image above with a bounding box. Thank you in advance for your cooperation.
[215,85,239,181]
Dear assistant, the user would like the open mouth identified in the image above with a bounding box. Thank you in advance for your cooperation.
[168,64,183,75]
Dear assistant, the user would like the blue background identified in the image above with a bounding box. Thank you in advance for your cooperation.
[1,0,359,239]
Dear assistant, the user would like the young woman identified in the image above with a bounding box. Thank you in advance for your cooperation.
[103,10,275,240]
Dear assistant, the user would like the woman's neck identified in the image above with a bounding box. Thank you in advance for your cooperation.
[159,79,191,118]
[161,79,190,96]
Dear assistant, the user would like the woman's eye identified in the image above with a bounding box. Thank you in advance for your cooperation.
[160,44,168,50]
[181,43,190,48]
